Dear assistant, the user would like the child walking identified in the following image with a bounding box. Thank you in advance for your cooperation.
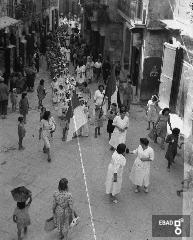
[40,106,46,121]
[37,79,46,109]
[49,114,56,138]
[10,88,18,112]
[19,92,29,124]
[13,195,32,240]
[107,103,118,141]
[18,116,26,150]
[165,128,181,172]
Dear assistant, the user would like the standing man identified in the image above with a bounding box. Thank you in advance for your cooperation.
[0,76,9,119]
[122,77,133,112]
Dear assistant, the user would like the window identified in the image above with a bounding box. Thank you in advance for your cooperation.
[7,0,14,17]
[136,0,143,19]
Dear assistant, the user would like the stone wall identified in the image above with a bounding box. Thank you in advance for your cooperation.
[107,0,122,23]
[144,31,169,58]
[104,23,123,62]
[147,0,173,29]
[0,0,8,18]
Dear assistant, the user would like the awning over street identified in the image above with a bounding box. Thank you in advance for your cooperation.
[0,16,22,30]
[161,19,193,38]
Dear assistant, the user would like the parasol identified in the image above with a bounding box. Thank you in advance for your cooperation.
[11,186,31,202]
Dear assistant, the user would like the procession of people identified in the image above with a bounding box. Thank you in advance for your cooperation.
[0,13,187,240]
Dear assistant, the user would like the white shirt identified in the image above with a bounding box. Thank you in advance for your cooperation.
[66,49,71,61]
[133,145,154,169]
[94,90,105,106]
[71,20,76,28]
[111,151,126,173]
[60,47,65,55]
[94,62,102,69]
[49,116,56,131]
[81,65,86,73]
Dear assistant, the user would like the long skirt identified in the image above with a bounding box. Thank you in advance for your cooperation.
[109,129,127,149]
[54,206,72,232]
[129,159,150,187]
[105,163,123,196]
[94,108,103,128]
[42,132,51,149]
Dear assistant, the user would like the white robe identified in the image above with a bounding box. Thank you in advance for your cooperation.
[105,151,126,196]
[81,65,86,83]
[109,115,129,149]
[129,145,154,187]
[76,66,81,83]
[66,49,71,62]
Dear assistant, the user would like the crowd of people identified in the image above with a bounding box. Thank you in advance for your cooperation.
[0,13,191,240]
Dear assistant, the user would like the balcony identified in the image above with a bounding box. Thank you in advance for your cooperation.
[85,1,110,24]
[15,1,35,21]
[118,0,147,27]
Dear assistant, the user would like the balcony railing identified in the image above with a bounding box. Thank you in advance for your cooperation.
[118,0,147,25]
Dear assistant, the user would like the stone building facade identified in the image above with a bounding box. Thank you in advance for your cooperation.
[118,0,175,100]
[0,0,8,17]
[59,0,80,17]
[82,0,123,62]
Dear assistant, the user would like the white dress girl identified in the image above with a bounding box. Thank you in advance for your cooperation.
[66,48,71,62]
[86,61,94,81]
[109,115,129,149]
[105,150,126,196]
[76,66,83,84]
[146,100,158,123]
[81,64,86,83]
[129,145,154,187]
[80,104,89,137]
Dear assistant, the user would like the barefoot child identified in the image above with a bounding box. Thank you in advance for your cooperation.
[13,195,32,240]
[19,92,29,124]
[18,116,26,150]
[10,88,18,112]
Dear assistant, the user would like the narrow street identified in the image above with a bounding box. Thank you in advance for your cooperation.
[0,59,183,240]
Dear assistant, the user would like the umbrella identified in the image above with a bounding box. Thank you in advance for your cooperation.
[11,186,31,202]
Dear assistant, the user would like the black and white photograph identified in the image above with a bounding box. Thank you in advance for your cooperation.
[0,0,193,239]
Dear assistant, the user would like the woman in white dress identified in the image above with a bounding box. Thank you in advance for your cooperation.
[94,85,108,137]
[109,106,129,150]
[79,99,89,137]
[86,56,94,83]
[129,138,154,193]
[39,111,52,162]
[65,46,71,63]
[81,63,86,84]
[146,95,159,130]
[76,63,82,84]
[105,143,127,203]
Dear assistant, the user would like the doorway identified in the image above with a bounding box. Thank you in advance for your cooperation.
[130,46,140,95]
